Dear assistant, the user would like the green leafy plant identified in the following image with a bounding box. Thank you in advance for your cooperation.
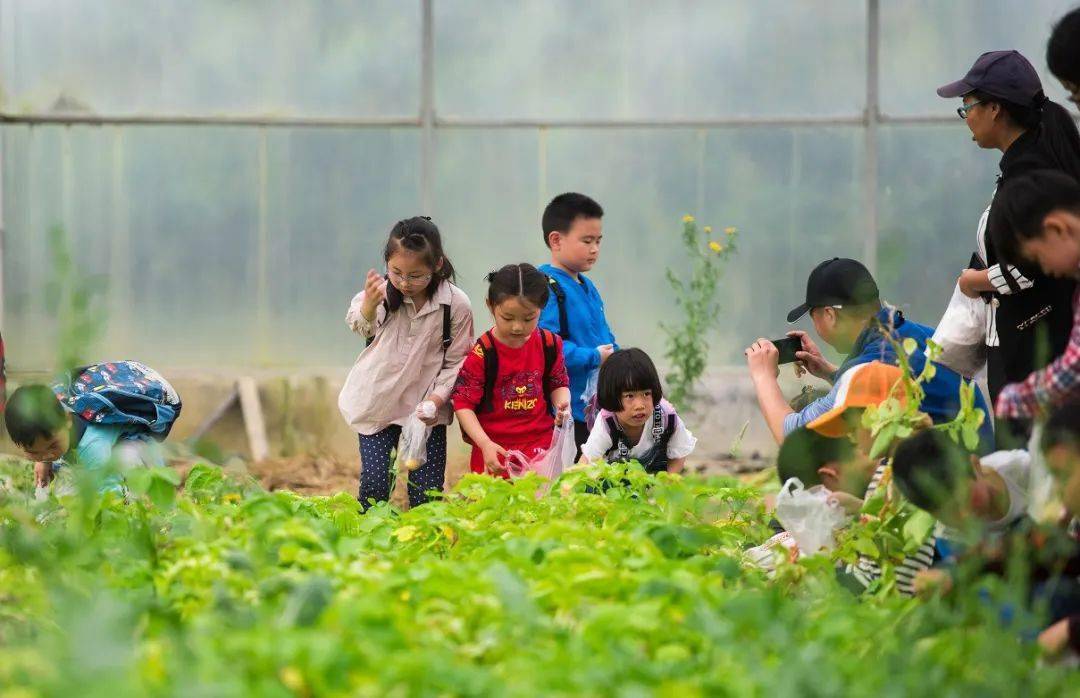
[857,307,987,460]
[661,216,739,410]
[0,458,1072,695]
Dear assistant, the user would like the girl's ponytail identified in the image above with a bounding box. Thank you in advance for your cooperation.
[1036,96,1080,182]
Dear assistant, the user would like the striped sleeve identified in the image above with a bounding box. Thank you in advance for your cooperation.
[986,264,1034,295]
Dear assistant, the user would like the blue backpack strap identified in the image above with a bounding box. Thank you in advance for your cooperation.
[546,275,570,340]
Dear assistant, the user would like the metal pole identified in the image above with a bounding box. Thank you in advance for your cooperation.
[420,0,434,214]
[864,0,880,275]
[0,0,9,335]
[538,126,548,215]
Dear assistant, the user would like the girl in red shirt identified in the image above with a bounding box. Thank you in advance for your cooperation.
[452,264,571,476]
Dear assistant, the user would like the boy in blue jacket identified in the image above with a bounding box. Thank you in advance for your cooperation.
[538,193,617,450]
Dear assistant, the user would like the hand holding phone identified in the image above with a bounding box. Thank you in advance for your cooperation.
[771,337,801,365]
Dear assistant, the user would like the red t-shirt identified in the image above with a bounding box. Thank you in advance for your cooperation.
[451,328,569,457]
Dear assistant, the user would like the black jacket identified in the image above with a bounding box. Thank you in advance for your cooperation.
[983,127,1077,403]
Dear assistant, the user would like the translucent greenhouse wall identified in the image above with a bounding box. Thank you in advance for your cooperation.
[1,1,1076,370]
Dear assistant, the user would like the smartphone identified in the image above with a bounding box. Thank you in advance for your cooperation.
[771,337,801,365]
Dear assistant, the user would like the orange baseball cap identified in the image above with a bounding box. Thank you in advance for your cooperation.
[807,361,907,437]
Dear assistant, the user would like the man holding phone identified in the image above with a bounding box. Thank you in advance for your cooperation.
[744,258,995,450]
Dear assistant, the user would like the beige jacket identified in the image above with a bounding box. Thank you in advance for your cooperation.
[338,281,474,435]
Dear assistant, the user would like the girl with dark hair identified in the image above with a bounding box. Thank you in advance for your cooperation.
[579,348,696,474]
[936,51,1079,422]
[451,263,571,477]
[339,216,474,511]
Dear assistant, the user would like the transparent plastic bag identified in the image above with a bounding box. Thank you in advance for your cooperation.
[581,369,600,430]
[504,417,577,483]
[396,413,431,473]
[774,477,848,554]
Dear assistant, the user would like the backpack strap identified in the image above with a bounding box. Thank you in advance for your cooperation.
[366,301,451,353]
[546,275,570,340]
[605,415,632,462]
[477,331,498,414]
[650,405,667,443]
[658,413,677,447]
[365,299,391,348]
[540,328,557,384]
[441,304,452,352]
[540,329,559,417]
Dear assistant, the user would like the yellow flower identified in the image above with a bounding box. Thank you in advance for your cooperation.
[682,214,695,223]
[703,226,712,234]
[279,667,305,692]
[724,226,737,235]
[394,525,419,542]
[708,241,723,253]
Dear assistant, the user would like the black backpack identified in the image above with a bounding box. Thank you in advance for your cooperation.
[475,328,560,414]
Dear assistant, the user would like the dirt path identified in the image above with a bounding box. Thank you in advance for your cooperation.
[228,451,773,502]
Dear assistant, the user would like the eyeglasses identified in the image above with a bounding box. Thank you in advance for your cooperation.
[388,269,433,286]
[957,100,985,119]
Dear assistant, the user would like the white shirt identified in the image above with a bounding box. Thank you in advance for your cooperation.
[979,449,1031,529]
[581,399,697,464]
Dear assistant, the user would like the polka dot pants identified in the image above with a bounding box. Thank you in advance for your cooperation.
[358,424,447,511]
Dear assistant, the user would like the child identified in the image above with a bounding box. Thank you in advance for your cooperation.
[988,170,1080,419]
[1038,401,1080,656]
[775,426,881,511]
[537,193,617,450]
[4,361,182,493]
[579,348,695,474]
[891,430,1030,533]
[451,264,571,476]
[1047,7,1080,110]
[746,427,883,571]
[338,217,474,510]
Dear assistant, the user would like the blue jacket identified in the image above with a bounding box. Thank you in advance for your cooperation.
[784,308,995,452]
[538,264,618,422]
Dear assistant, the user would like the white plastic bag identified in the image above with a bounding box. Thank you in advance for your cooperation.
[504,417,577,483]
[774,478,848,554]
[396,413,431,473]
[931,282,987,378]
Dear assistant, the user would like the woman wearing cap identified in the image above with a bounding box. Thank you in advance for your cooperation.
[937,50,1080,423]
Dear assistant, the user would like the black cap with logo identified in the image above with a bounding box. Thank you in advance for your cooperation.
[786,258,880,323]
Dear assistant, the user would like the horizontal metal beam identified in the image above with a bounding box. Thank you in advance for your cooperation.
[434,115,866,129]
[5,109,1070,131]
[0,112,422,129]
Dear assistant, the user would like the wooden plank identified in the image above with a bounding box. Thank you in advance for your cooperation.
[189,388,239,442]
[237,377,270,462]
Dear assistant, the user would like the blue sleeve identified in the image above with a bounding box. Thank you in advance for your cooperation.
[76,424,124,471]
[539,292,600,373]
[78,424,136,493]
[782,383,839,436]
